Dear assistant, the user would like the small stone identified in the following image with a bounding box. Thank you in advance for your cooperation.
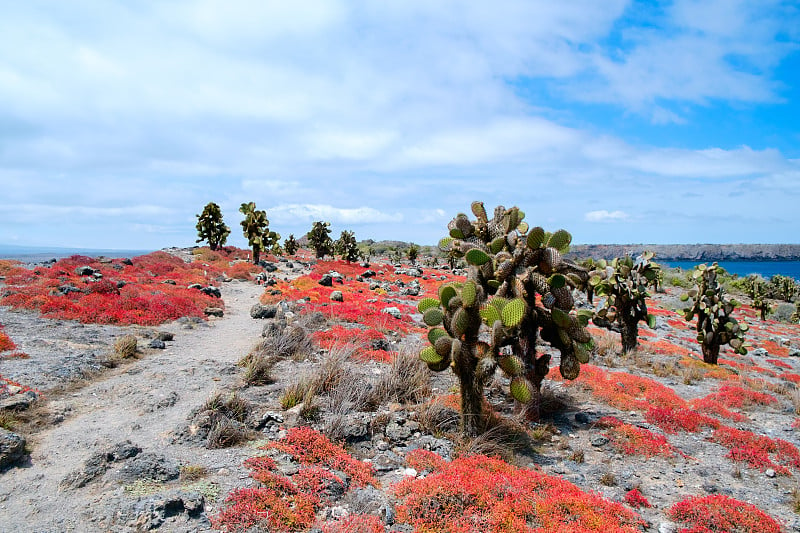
[204,307,224,317]
[250,303,277,319]
[765,468,776,478]
[590,435,609,447]
[0,428,26,470]
[330,291,344,302]
[751,347,769,357]
[382,307,402,319]
[659,522,678,533]
[319,274,334,287]
[148,339,166,349]
[402,468,418,477]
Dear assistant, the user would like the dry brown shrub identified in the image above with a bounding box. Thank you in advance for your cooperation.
[240,353,276,386]
[179,464,208,482]
[416,399,460,436]
[201,391,250,423]
[206,415,249,449]
[370,344,432,407]
[113,335,138,359]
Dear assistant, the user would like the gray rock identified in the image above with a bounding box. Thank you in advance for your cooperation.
[0,390,38,411]
[203,307,224,317]
[75,266,97,276]
[658,522,678,533]
[590,435,609,447]
[319,274,334,286]
[115,452,180,482]
[575,412,590,424]
[371,451,404,472]
[361,270,376,278]
[789,347,800,357]
[382,307,402,320]
[250,303,277,319]
[123,490,206,530]
[156,331,174,342]
[0,428,26,470]
[343,486,396,525]
[149,339,166,349]
[751,347,769,357]
[330,290,344,302]
[200,286,221,298]
[61,441,141,489]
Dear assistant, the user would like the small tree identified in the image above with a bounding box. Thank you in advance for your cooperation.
[284,234,299,256]
[767,274,797,302]
[335,230,360,263]
[307,221,334,259]
[743,277,771,320]
[195,202,231,251]
[407,243,419,266]
[239,202,269,264]
[419,202,592,435]
[588,253,659,353]
[681,262,748,364]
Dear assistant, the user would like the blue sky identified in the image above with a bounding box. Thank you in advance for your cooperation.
[1,0,799,250]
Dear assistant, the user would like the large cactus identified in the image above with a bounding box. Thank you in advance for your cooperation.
[743,277,771,320]
[767,274,797,302]
[195,202,231,251]
[239,202,270,264]
[307,221,334,259]
[681,262,748,364]
[419,202,592,435]
[283,234,299,256]
[335,230,361,263]
[588,253,659,353]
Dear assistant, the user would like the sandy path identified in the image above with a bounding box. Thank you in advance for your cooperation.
[0,280,266,532]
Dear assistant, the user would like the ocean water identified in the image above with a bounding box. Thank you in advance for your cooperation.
[0,246,154,263]
[663,260,800,280]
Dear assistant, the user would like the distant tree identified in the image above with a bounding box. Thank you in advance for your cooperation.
[335,230,361,263]
[307,221,334,259]
[195,202,230,251]
[284,234,299,256]
[239,202,269,264]
[407,243,419,266]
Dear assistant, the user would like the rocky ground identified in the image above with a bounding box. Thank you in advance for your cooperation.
[0,252,799,532]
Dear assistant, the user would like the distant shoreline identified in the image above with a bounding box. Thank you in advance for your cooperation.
[0,245,155,263]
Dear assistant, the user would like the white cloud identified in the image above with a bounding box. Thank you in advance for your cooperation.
[269,204,403,225]
[584,210,629,222]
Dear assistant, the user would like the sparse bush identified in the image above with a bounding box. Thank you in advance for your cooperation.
[370,344,431,407]
[773,302,796,322]
[195,202,231,251]
[179,464,208,482]
[239,353,276,386]
[307,221,334,259]
[113,335,138,359]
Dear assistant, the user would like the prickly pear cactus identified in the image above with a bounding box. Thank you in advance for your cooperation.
[588,252,659,353]
[195,202,231,251]
[745,277,771,320]
[419,202,592,435]
[681,262,748,364]
[283,234,299,256]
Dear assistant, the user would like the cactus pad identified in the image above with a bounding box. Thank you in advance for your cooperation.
[560,354,580,380]
[417,298,440,313]
[498,355,524,376]
[461,280,477,307]
[439,285,457,308]
[527,226,546,249]
[509,377,534,403]
[551,307,571,329]
[420,346,443,364]
[547,229,571,252]
[423,308,444,326]
[435,336,453,357]
[428,327,449,345]
[480,304,501,326]
[501,298,525,327]
[465,248,490,266]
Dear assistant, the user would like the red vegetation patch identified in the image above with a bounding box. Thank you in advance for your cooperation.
[710,425,800,475]
[766,358,792,369]
[624,488,651,509]
[1,252,225,325]
[596,416,686,458]
[645,407,720,434]
[268,426,375,487]
[0,375,39,397]
[760,339,790,357]
[213,428,376,532]
[779,372,800,384]
[640,338,692,358]
[405,449,448,472]
[668,494,782,533]
[394,454,645,532]
[702,385,777,410]
[0,326,17,353]
[319,515,385,533]
[688,397,748,423]
[573,365,685,412]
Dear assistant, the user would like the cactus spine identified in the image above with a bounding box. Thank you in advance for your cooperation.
[195,202,231,251]
[420,202,592,435]
[681,262,748,364]
[588,252,659,353]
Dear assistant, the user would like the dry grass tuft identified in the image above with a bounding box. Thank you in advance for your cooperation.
[239,353,277,386]
[113,335,138,359]
[599,471,617,486]
[206,415,249,449]
[202,391,251,423]
[370,344,432,407]
[416,399,460,436]
[569,448,585,463]
[594,330,621,361]
[0,411,17,431]
[311,343,355,394]
[179,464,208,482]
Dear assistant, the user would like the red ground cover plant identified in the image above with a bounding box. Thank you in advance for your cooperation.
[0,325,17,353]
[405,448,448,472]
[572,365,686,412]
[319,514,385,533]
[701,385,777,410]
[595,416,686,458]
[766,358,793,369]
[645,407,720,434]
[688,397,748,423]
[1,252,225,325]
[268,426,376,487]
[667,494,782,533]
[779,372,800,384]
[394,454,645,532]
[624,488,651,509]
[710,425,800,475]
[212,427,376,532]
[639,338,692,358]
[0,375,39,397]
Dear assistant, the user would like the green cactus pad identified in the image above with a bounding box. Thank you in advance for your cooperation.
[576,309,593,327]
[647,314,656,328]
[548,274,566,289]
[453,308,469,336]
[510,377,534,403]
[501,298,526,327]
[560,354,580,380]
[419,346,443,364]
[551,308,571,329]
[438,237,455,251]
[487,279,500,290]
[480,304,501,326]
[589,274,603,287]
[465,248,490,266]
[439,285,457,307]
[489,237,505,254]
[498,355,524,376]
[417,298,440,313]
[575,343,590,364]
[427,327,448,345]
[423,308,444,327]
[547,229,571,252]
[527,227,546,249]
[461,280,477,307]
[516,221,529,234]
[449,228,464,239]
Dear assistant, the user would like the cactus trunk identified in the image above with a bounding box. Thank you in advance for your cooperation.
[620,309,639,353]
[456,340,484,437]
[252,244,261,265]
[702,341,720,365]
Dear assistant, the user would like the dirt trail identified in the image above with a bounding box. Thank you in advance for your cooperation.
[0,280,266,532]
